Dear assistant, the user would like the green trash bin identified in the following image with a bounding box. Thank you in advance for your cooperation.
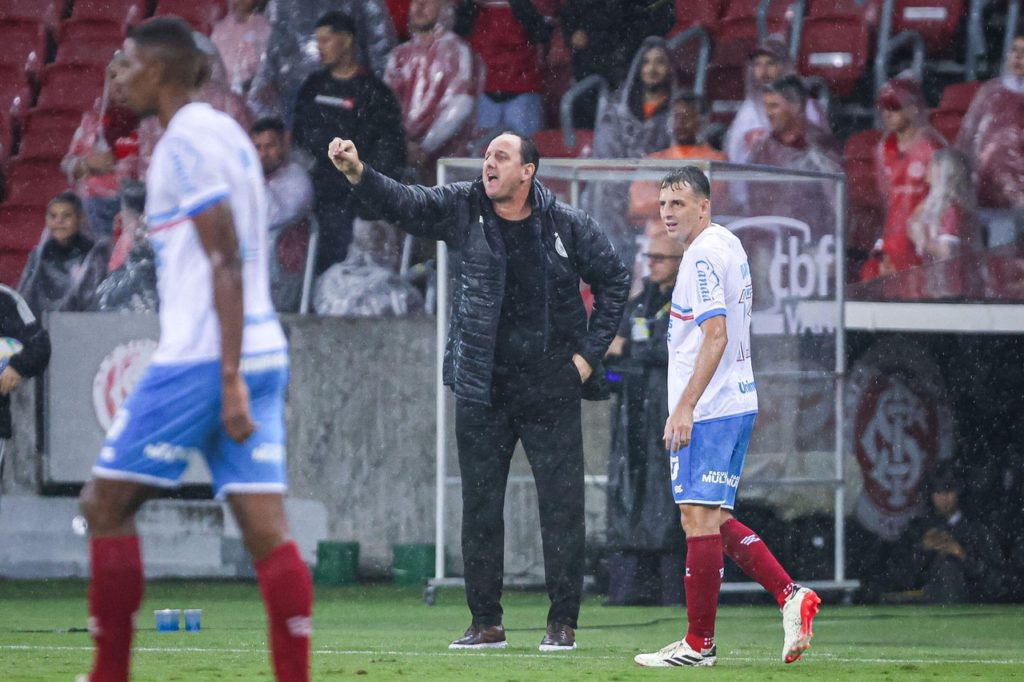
[392,543,436,585]
[314,541,359,586]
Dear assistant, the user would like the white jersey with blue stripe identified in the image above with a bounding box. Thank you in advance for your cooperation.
[667,223,757,422]
[145,102,286,365]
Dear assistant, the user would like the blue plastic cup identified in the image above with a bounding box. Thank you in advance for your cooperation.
[154,609,180,632]
[183,609,202,632]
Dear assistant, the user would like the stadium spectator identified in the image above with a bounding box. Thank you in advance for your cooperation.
[328,131,629,651]
[94,181,159,313]
[558,0,674,127]
[628,94,726,232]
[748,75,841,172]
[194,32,252,130]
[292,11,406,274]
[862,75,947,281]
[247,0,397,121]
[0,285,51,502]
[211,0,272,99]
[604,232,685,606]
[17,193,98,315]
[62,54,142,237]
[745,75,841,264]
[957,31,1024,210]
[906,149,981,264]
[384,0,483,184]
[724,35,828,165]
[584,37,678,281]
[82,17,311,682]
[387,0,412,41]
[251,117,315,312]
[890,464,1004,603]
[456,0,552,137]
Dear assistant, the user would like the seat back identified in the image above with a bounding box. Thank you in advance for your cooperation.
[799,14,872,98]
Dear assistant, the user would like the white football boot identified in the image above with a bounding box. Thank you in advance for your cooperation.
[781,585,821,663]
[634,639,717,667]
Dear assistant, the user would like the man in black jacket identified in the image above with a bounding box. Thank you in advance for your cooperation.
[292,11,406,274]
[328,131,629,651]
[0,284,51,505]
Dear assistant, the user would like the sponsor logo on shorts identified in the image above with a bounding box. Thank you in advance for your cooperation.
[252,443,284,463]
[674,484,683,494]
[143,442,198,463]
[701,470,740,487]
[670,455,680,480]
[99,447,116,462]
[738,379,756,394]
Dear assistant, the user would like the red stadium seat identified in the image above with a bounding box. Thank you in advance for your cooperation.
[15,122,76,161]
[153,0,227,34]
[936,80,982,112]
[0,0,60,32]
[891,0,965,55]
[0,203,44,285]
[71,0,148,28]
[844,129,884,253]
[0,18,47,77]
[0,62,33,122]
[799,13,872,98]
[3,157,71,206]
[670,0,727,34]
[533,129,594,158]
[929,108,963,143]
[35,63,106,112]
[714,0,798,43]
[58,18,126,45]
[23,107,83,134]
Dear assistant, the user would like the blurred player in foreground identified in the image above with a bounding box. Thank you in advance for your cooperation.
[78,17,312,682]
[633,167,820,668]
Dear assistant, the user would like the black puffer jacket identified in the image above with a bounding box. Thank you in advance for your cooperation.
[0,285,51,439]
[351,165,630,405]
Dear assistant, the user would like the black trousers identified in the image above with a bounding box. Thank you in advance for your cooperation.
[455,361,585,628]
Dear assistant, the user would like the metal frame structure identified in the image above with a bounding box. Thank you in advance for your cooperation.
[427,159,859,603]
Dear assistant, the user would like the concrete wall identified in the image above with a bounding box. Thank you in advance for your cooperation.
[0,314,612,579]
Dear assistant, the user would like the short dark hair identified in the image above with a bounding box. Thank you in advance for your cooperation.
[765,74,809,104]
[671,91,706,115]
[315,11,357,36]
[119,180,146,216]
[660,166,711,199]
[128,16,201,87]
[251,117,286,136]
[48,191,84,215]
[497,131,540,171]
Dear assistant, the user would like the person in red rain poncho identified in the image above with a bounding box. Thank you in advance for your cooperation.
[862,75,947,281]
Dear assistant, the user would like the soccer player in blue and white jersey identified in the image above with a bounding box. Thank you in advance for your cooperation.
[634,167,819,668]
[78,17,312,682]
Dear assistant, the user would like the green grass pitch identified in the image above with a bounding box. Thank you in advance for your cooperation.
[1,580,1022,680]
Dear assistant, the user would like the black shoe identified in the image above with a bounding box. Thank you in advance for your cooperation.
[539,622,577,651]
[449,623,508,649]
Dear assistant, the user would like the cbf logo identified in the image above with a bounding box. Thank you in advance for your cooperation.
[727,216,836,335]
[92,339,158,431]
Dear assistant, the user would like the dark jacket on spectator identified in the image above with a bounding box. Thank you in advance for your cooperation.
[17,232,96,316]
[351,164,630,405]
[292,68,406,205]
[0,285,51,439]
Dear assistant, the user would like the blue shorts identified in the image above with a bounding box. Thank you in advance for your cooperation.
[670,412,756,510]
[92,352,289,500]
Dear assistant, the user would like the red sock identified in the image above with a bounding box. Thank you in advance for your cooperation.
[720,518,795,608]
[255,541,313,682]
[88,535,143,682]
[684,534,723,653]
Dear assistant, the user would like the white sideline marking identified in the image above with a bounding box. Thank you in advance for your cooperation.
[0,644,1022,665]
